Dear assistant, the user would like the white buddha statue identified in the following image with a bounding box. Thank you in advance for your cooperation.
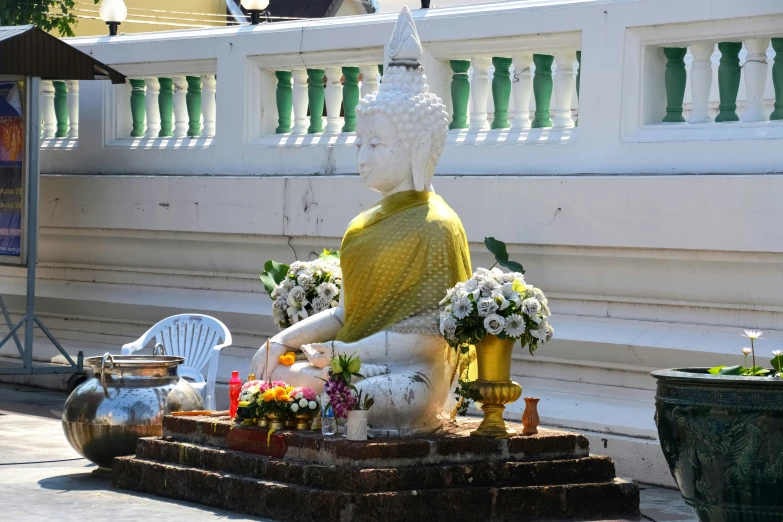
[250,7,472,436]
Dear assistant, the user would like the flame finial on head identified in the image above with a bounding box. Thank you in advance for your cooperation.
[388,6,422,67]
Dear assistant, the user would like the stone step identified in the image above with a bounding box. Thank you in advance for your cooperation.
[112,456,640,522]
[135,437,617,493]
[162,415,590,468]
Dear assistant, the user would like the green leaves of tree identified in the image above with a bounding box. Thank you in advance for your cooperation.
[485,237,524,274]
[0,0,101,37]
[260,260,290,295]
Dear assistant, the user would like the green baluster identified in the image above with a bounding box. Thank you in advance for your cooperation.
[186,75,202,137]
[342,67,361,133]
[532,54,554,128]
[307,69,325,134]
[129,79,146,138]
[379,64,383,80]
[449,60,470,130]
[662,47,687,123]
[275,71,293,134]
[158,78,174,137]
[53,81,68,138]
[716,42,742,123]
[575,51,581,127]
[771,39,783,120]
[491,57,512,129]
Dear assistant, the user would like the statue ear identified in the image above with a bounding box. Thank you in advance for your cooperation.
[411,131,432,191]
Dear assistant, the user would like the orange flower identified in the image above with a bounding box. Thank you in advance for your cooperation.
[278,352,296,366]
[262,389,276,402]
[274,386,291,402]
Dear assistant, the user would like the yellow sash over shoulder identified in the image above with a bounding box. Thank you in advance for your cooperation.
[336,190,472,344]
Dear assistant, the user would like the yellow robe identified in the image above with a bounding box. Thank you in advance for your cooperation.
[336,190,472,343]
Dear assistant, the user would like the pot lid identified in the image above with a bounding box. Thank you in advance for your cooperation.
[86,354,184,373]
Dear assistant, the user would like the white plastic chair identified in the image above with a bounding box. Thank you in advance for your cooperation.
[121,314,232,410]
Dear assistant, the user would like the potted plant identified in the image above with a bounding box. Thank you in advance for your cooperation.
[439,238,553,438]
[652,330,783,522]
[323,351,374,440]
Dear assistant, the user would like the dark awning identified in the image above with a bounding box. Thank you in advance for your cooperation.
[0,25,125,84]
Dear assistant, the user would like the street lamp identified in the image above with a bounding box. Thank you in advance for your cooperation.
[241,0,270,25]
[99,0,127,36]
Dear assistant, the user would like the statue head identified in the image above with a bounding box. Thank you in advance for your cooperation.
[355,7,449,195]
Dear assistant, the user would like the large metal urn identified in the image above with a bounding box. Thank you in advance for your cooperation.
[62,353,204,469]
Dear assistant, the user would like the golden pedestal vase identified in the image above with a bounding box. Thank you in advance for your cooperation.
[470,335,522,438]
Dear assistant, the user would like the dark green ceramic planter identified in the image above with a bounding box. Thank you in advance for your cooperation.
[653,369,783,522]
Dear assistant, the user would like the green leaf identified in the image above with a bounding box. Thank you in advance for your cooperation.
[484,237,509,263]
[718,365,743,376]
[260,260,290,295]
[319,249,340,260]
[708,366,725,375]
[498,259,525,274]
[772,355,783,374]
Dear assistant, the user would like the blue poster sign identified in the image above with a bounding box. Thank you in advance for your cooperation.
[0,82,24,257]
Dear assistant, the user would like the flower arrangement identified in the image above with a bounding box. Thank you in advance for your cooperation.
[709,330,783,377]
[289,386,320,414]
[260,250,342,330]
[234,380,320,429]
[439,267,553,354]
[323,352,374,418]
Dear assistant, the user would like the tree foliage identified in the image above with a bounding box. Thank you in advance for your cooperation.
[0,0,100,37]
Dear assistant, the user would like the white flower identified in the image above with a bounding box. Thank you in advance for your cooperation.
[440,314,457,339]
[453,296,473,319]
[742,347,753,355]
[288,286,307,304]
[464,278,481,299]
[312,296,331,313]
[317,282,339,301]
[546,324,554,342]
[773,350,783,357]
[504,314,526,338]
[287,303,308,323]
[299,398,308,408]
[743,329,763,341]
[439,288,455,306]
[295,392,304,400]
[479,278,500,297]
[491,290,511,311]
[490,267,505,281]
[308,401,317,410]
[291,403,300,412]
[484,314,506,335]
[521,297,541,319]
[532,288,548,307]
[531,319,550,343]
[477,297,499,317]
[297,273,315,291]
[500,282,521,306]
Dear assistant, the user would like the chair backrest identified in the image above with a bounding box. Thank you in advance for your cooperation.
[123,314,231,373]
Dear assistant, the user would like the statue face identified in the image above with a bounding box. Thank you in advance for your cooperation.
[356,112,412,194]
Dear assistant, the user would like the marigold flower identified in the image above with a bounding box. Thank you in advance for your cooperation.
[279,352,296,366]
[262,389,276,402]
[275,387,291,401]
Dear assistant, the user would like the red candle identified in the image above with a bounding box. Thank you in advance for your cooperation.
[229,370,242,417]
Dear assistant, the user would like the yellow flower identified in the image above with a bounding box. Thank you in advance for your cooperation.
[262,389,276,402]
[279,352,296,366]
[275,387,291,402]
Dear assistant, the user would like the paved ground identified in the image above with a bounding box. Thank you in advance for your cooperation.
[0,383,697,522]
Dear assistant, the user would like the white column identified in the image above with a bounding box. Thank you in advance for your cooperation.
[324,67,343,134]
[470,56,491,131]
[40,80,56,139]
[291,69,309,135]
[688,42,714,123]
[144,78,161,138]
[360,65,379,98]
[172,76,189,138]
[511,54,533,131]
[201,74,217,137]
[65,80,79,138]
[741,38,770,122]
[553,51,577,128]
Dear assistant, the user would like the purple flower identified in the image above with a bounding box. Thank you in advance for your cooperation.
[324,373,356,419]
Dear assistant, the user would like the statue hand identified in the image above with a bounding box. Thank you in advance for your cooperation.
[250,340,288,379]
[301,341,343,369]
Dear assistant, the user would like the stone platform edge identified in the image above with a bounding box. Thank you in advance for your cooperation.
[162,415,591,468]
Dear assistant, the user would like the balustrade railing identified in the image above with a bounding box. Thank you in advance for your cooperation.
[118,74,217,141]
[40,80,79,143]
[657,39,782,125]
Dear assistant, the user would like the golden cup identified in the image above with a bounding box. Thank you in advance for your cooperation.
[470,335,522,438]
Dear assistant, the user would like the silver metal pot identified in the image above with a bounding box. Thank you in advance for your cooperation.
[61,353,204,469]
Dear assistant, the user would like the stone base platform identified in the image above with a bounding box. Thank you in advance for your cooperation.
[112,416,640,522]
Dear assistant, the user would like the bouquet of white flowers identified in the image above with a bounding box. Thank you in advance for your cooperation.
[439,267,553,354]
[261,250,342,330]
